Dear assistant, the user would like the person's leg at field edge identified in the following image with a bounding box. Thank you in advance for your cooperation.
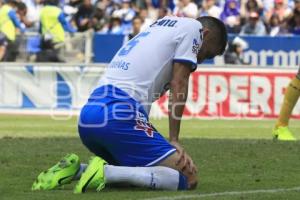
[273,69,300,140]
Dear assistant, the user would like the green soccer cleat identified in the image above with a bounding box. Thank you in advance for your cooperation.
[74,156,107,194]
[32,153,80,191]
[273,126,296,141]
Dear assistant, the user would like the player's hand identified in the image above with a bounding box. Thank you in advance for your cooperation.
[170,141,191,172]
[170,140,185,164]
[184,153,198,175]
[179,151,197,175]
[170,140,197,174]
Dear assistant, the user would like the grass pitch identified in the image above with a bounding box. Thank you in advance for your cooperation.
[1,115,300,200]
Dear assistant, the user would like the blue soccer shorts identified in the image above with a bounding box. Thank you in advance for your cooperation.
[78,85,176,167]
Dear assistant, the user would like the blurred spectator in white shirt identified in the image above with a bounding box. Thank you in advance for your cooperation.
[224,37,249,65]
[240,11,267,35]
[145,0,158,21]
[139,8,154,30]
[112,0,135,21]
[173,0,198,18]
[102,17,125,34]
[199,0,222,19]
[262,0,274,12]
[267,13,288,35]
[22,0,43,30]
[112,0,136,33]
[96,0,115,16]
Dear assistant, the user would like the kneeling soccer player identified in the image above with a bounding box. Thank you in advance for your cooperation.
[32,16,227,193]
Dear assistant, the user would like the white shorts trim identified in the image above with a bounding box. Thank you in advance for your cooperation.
[145,148,176,167]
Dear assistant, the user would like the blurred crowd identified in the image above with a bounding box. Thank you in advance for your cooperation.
[1,0,299,35]
[0,0,299,62]
[39,0,300,35]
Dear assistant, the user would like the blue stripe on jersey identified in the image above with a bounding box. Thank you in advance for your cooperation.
[173,59,197,71]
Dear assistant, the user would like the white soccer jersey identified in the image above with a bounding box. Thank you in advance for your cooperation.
[99,16,203,114]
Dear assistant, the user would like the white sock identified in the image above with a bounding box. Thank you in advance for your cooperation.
[104,165,182,190]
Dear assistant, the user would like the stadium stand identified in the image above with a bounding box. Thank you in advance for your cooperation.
[0,0,299,63]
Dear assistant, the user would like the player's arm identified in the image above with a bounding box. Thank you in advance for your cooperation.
[168,22,202,137]
[8,10,25,33]
[168,62,192,142]
[168,62,197,174]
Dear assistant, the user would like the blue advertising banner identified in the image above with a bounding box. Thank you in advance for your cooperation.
[93,34,126,63]
[92,34,300,67]
[230,36,300,67]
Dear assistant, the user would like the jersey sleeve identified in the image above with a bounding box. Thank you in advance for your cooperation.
[173,21,202,71]
[8,10,25,33]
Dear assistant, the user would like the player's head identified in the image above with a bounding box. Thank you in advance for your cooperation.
[196,16,228,63]
[17,2,27,16]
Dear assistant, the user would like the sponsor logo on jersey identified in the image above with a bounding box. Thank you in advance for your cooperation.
[192,39,200,54]
[134,111,155,137]
[199,29,203,41]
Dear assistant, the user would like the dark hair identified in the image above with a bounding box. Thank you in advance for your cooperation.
[110,17,122,25]
[132,16,143,23]
[227,42,239,52]
[197,16,228,55]
[246,0,259,11]
[288,10,300,27]
[44,0,59,6]
[6,0,18,6]
[270,13,280,24]
[17,2,27,11]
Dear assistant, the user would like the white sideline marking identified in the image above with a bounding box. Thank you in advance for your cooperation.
[142,186,300,200]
